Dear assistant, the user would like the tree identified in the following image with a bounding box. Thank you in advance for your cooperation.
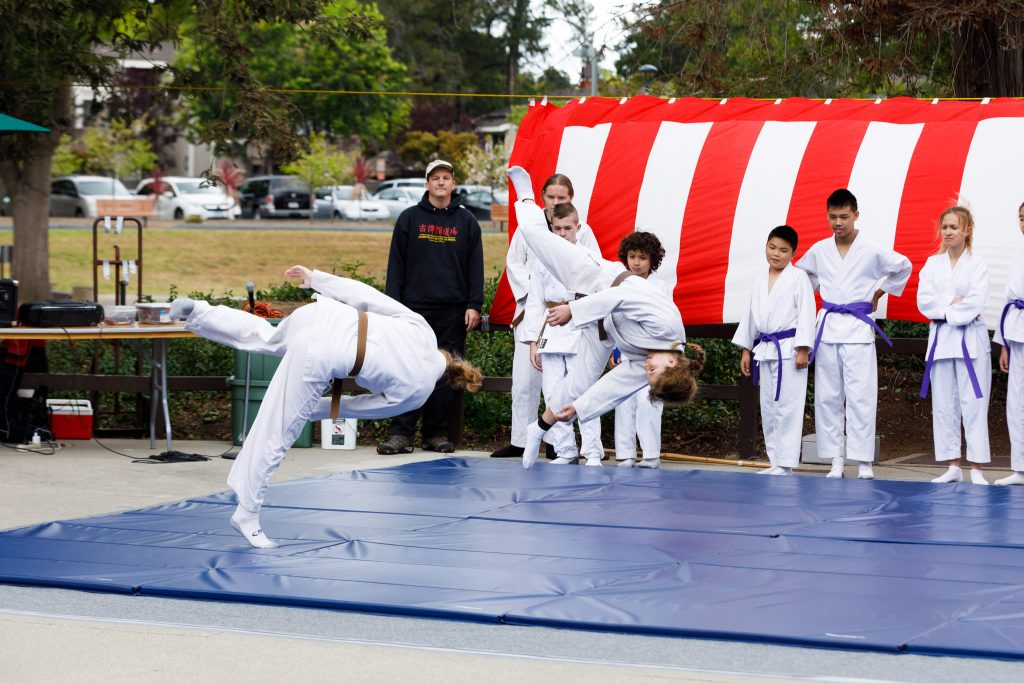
[0,0,382,300]
[462,141,511,189]
[398,131,479,174]
[52,119,157,181]
[620,1,1024,99]
[281,132,354,197]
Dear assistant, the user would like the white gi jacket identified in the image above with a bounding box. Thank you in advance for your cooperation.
[797,234,912,343]
[994,254,1024,346]
[309,270,445,418]
[917,252,990,359]
[732,264,817,360]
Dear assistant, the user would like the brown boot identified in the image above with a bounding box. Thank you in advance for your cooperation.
[377,434,414,454]
[423,436,455,453]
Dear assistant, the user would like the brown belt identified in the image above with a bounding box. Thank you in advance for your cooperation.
[511,309,525,329]
[597,271,635,341]
[330,310,367,419]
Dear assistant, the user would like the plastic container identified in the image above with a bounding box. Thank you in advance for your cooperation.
[103,305,137,325]
[46,399,93,439]
[320,418,358,450]
[136,302,172,324]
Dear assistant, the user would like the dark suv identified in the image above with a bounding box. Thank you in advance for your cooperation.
[238,175,312,219]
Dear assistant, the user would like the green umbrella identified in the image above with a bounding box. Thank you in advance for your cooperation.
[0,113,49,135]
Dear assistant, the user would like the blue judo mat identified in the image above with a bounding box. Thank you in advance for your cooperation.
[2,458,1024,659]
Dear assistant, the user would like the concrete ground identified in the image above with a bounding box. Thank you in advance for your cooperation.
[1,438,1021,682]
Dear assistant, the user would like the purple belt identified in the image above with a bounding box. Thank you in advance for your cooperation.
[810,300,892,362]
[1000,299,1024,362]
[919,320,984,399]
[752,328,797,401]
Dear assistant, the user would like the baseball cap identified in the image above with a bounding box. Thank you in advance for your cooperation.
[425,159,454,178]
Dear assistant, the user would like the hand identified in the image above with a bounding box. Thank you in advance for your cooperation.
[739,349,752,377]
[554,404,577,422]
[1001,346,1010,373]
[607,351,621,369]
[529,342,542,371]
[951,295,965,305]
[284,265,313,289]
[871,288,885,312]
[546,304,572,327]
[794,347,809,370]
[465,308,481,330]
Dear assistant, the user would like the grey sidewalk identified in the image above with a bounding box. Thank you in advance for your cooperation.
[1,438,1021,682]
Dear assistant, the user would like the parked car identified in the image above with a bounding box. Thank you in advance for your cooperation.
[238,175,312,219]
[459,187,508,221]
[49,176,134,217]
[373,177,424,195]
[371,186,422,219]
[314,185,390,220]
[135,176,237,220]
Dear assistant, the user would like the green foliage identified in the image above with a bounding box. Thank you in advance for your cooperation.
[462,141,510,188]
[51,118,157,180]
[398,131,479,174]
[281,132,354,193]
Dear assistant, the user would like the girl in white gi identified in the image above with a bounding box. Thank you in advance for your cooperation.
[612,231,672,468]
[508,166,702,470]
[523,203,606,465]
[492,174,601,460]
[732,226,817,476]
[170,267,483,548]
[798,189,912,480]
[918,206,992,484]
[994,202,1024,486]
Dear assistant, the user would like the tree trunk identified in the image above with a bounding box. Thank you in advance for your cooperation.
[505,0,530,96]
[954,18,1024,97]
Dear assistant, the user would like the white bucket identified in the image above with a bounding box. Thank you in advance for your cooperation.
[321,418,357,450]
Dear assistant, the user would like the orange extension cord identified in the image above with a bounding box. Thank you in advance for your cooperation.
[241,301,286,319]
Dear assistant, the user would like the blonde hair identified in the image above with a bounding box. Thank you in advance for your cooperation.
[440,350,483,393]
[648,342,705,404]
[936,206,975,254]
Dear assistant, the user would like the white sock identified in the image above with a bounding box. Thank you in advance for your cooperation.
[617,459,636,468]
[637,458,660,469]
[826,457,844,478]
[230,506,278,549]
[584,457,603,467]
[931,465,963,484]
[995,471,1024,486]
[858,462,874,480]
[551,456,576,465]
[969,468,989,485]
[522,421,545,469]
[758,465,781,475]
[169,297,195,321]
[769,466,793,476]
[508,166,535,202]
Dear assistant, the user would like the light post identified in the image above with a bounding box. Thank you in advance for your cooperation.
[638,64,659,95]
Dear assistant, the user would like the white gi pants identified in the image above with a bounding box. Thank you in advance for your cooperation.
[510,339,542,447]
[188,301,330,514]
[928,354,992,464]
[813,342,877,462]
[614,385,662,461]
[1009,341,1024,472]
[758,359,807,469]
[541,353,603,458]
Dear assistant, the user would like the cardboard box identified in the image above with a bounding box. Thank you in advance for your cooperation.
[46,399,93,439]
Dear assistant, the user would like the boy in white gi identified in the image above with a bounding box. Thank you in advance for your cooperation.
[170,267,482,548]
[798,189,912,479]
[994,201,1024,486]
[508,166,702,470]
[613,231,672,468]
[732,225,817,476]
[523,203,606,465]
[492,174,600,460]
[918,206,991,485]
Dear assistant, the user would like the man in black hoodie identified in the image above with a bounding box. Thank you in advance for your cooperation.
[377,159,484,454]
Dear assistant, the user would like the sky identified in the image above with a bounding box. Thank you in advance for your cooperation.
[532,0,640,84]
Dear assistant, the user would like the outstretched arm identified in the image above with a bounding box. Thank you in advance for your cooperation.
[285,266,414,318]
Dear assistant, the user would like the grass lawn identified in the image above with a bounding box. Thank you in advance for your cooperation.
[2,225,511,297]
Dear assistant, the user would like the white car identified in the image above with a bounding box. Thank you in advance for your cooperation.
[371,186,422,219]
[135,176,238,220]
[50,176,134,217]
[314,185,390,220]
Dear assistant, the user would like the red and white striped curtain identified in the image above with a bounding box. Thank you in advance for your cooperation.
[491,96,1024,328]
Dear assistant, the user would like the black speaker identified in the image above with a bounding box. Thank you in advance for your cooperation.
[0,279,16,328]
[17,300,103,327]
